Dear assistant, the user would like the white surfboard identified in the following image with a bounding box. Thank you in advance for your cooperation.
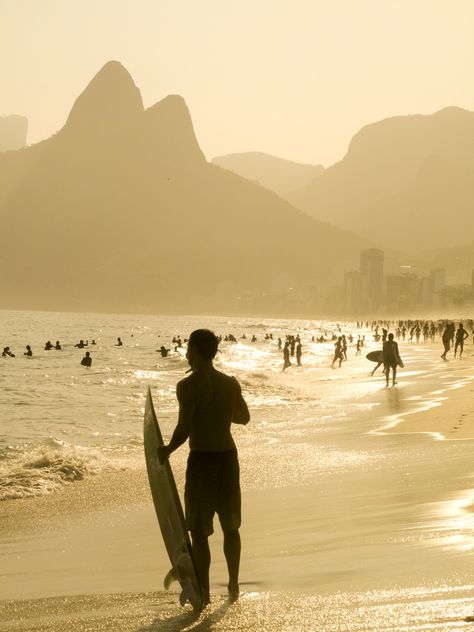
[143,386,203,611]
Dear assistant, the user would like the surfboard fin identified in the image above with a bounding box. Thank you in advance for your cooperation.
[164,567,178,589]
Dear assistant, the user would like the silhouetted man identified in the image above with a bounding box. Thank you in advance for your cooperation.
[454,323,468,358]
[81,351,92,367]
[383,333,403,387]
[296,342,302,366]
[157,329,250,607]
[441,323,453,360]
[282,341,291,370]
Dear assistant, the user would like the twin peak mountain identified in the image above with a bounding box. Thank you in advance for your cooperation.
[0,61,363,314]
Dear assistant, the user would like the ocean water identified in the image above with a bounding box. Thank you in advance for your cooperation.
[1,309,373,501]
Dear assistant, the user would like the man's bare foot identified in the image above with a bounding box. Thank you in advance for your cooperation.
[200,592,211,611]
[228,583,239,603]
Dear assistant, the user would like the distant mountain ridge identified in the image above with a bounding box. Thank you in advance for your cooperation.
[0,61,366,314]
[212,151,324,199]
[288,107,474,251]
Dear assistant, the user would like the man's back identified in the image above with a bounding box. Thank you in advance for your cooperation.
[179,369,248,452]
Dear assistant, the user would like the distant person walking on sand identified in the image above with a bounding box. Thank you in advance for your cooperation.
[332,337,344,368]
[81,351,92,367]
[454,323,469,358]
[296,341,302,366]
[441,323,453,360]
[341,335,347,360]
[157,328,250,606]
[383,333,403,387]
[24,345,32,357]
[282,341,291,371]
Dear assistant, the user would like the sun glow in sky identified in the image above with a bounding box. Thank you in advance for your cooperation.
[1,0,474,165]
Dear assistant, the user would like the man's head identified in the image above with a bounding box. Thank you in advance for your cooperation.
[187,329,218,365]
[388,333,394,341]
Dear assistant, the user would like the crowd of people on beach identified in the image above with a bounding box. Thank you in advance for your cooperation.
[2,318,472,377]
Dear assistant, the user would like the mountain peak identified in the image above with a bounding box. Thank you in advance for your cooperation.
[144,94,205,162]
[64,60,144,134]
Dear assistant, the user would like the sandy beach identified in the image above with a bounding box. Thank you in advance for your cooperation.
[2,336,474,630]
[381,369,474,441]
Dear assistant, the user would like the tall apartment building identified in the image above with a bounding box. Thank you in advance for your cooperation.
[360,249,384,311]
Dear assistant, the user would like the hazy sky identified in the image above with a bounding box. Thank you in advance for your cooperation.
[2,0,474,165]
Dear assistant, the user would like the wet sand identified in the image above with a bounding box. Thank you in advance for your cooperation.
[381,377,474,440]
[2,586,474,631]
[2,342,474,630]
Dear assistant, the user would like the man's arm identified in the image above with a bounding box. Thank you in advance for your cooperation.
[157,380,194,462]
[232,378,250,425]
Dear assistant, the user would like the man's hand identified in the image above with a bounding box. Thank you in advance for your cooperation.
[157,445,172,464]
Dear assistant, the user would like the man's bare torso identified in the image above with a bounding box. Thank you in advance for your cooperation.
[178,369,248,451]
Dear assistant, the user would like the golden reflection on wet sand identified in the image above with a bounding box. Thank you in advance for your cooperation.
[2,586,474,631]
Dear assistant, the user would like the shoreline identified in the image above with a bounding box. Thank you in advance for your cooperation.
[377,370,474,440]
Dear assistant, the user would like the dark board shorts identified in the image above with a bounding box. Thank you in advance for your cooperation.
[185,448,241,536]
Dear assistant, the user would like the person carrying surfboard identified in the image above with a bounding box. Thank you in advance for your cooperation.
[157,328,250,606]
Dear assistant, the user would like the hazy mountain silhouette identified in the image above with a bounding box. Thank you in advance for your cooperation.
[0,115,28,151]
[212,151,324,199]
[0,61,367,314]
[288,107,474,251]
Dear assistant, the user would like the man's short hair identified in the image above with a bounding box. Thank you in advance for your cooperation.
[188,329,218,360]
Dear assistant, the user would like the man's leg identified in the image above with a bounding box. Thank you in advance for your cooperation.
[223,528,241,602]
[191,531,211,605]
